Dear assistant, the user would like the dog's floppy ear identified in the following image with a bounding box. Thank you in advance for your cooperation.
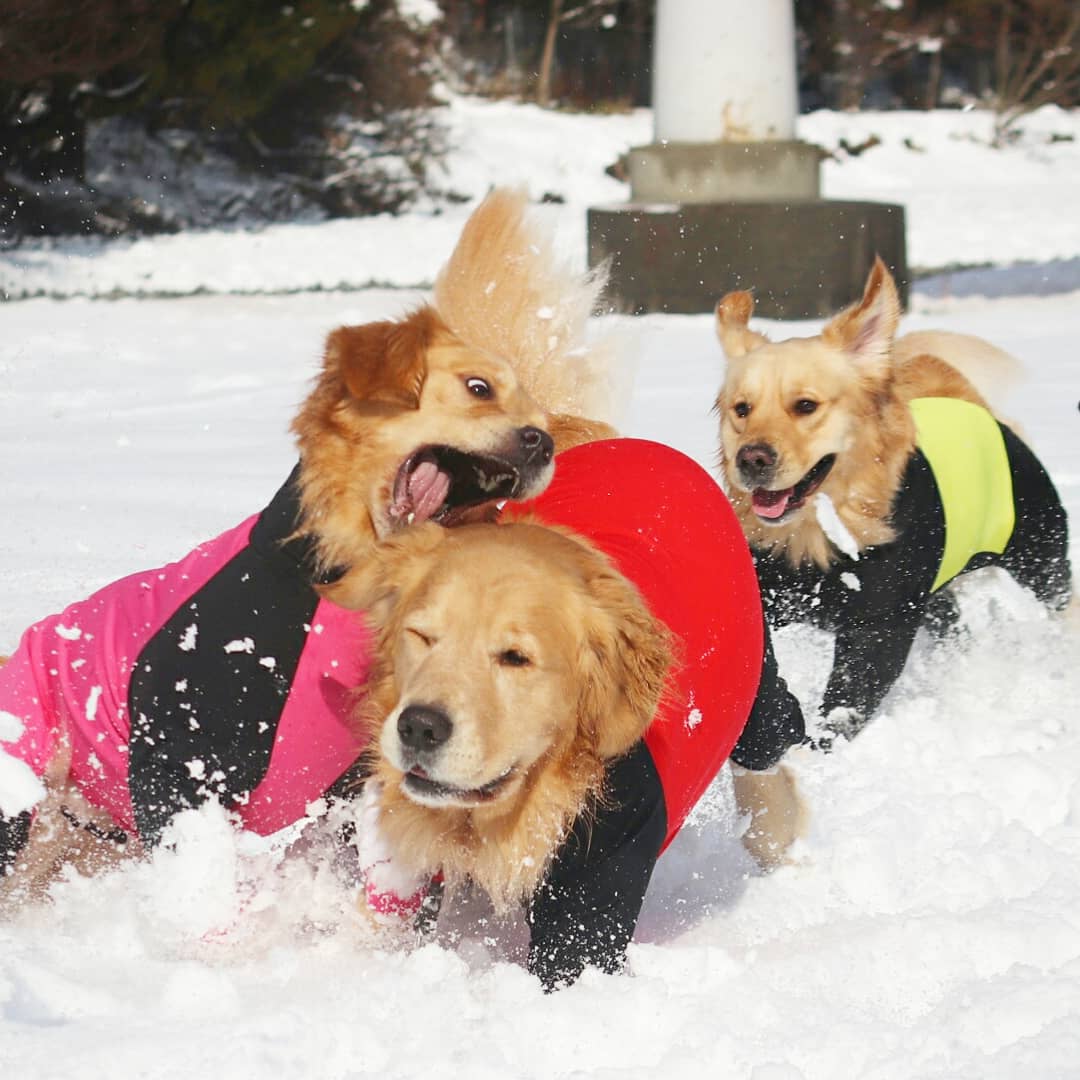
[321,523,447,626]
[821,256,900,377]
[576,563,673,760]
[324,307,440,409]
[715,291,770,358]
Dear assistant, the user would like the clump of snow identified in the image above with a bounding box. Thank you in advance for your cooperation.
[0,713,47,816]
[0,710,24,743]
[813,492,861,560]
[84,685,103,722]
[0,758,46,817]
[839,571,861,592]
[396,0,441,26]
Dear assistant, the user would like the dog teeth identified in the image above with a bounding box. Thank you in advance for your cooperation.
[407,512,416,525]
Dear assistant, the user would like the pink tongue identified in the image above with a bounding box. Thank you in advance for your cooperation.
[408,461,451,522]
[752,487,793,520]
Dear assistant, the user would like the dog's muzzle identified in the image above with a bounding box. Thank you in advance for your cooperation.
[392,704,516,806]
[741,452,837,523]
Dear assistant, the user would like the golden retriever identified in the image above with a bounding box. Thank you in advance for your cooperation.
[327,519,673,912]
[714,258,993,568]
[323,433,814,989]
[714,257,1071,738]
[291,187,617,575]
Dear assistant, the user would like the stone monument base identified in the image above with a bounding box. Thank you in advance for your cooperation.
[627,141,823,203]
[587,199,908,319]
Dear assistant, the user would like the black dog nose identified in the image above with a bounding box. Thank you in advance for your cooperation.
[397,705,452,752]
[736,443,778,480]
[520,426,554,465]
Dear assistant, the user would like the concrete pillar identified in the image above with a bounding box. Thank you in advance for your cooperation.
[653,0,797,143]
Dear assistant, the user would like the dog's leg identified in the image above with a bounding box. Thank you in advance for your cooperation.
[0,811,33,878]
[1,737,132,912]
[0,731,70,910]
[731,763,808,871]
[349,782,435,941]
[1062,591,1080,628]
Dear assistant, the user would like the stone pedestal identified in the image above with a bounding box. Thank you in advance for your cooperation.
[588,200,908,320]
[588,0,909,318]
[628,141,823,204]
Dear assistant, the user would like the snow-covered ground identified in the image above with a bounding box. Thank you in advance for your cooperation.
[2,98,1080,1078]
[2,97,1080,300]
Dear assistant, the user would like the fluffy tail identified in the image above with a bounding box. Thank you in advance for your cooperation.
[893,330,1024,414]
[432,188,614,422]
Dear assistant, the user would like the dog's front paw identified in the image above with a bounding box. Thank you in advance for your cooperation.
[816,706,868,747]
[730,763,809,871]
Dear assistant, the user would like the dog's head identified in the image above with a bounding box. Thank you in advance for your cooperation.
[292,306,555,570]
[714,258,906,553]
[330,520,671,900]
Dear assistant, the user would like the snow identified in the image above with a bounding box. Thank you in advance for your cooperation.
[0,714,46,816]
[813,493,860,561]
[5,97,1079,301]
[1,96,1080,1078]
[396,0,442,26]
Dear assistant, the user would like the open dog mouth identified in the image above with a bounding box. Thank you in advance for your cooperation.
[388,446,523,529]
[751,454,836,522]
[401,765,516,806]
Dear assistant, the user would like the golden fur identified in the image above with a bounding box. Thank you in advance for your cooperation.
[326,521,673,911]
[291,306,555,575]
[432,187,612,426]
[715,257,999,568]
[291,188,617,575]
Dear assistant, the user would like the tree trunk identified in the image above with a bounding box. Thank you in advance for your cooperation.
[924,46,942,109]
[537,0,564,106]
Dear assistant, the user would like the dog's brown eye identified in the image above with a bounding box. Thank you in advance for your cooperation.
[407,627,434,647]
[497,648,531,668]
[733,402,751,419]
[793,399,819,415]
[465,377,493,399]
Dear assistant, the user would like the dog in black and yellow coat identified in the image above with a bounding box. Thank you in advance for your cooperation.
[714,258,1072,743]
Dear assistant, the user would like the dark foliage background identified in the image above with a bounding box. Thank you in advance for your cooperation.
[0,0,443,244]
[1,0,1076,244]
